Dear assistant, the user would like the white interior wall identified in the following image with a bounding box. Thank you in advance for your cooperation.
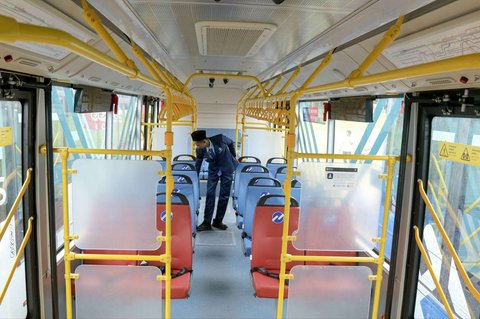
[191,87,244,129]
[151,124,192,159]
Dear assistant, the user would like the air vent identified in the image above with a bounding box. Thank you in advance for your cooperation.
[88,76,101,82]
[426,77,456,85]
[110,82,120,87]
[16,57,41,67]
[195,21,277,57]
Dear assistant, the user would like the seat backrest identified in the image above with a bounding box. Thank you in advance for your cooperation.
[140,193,192,269]
[157,174,196,234]
[251,195,302,271]
[243,177,283,237]
[274,166,287,184]
[290,179,302,204]
[232,156,262,197]
[236,165,270,215]
[173,154,196,164]
[266,157,287,178]
[172,162,199,212]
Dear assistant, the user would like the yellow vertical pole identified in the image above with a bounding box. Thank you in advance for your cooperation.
[61,149,73,319]
[164,89,173,319]
[276,94,298,319]
[371,157,396,319]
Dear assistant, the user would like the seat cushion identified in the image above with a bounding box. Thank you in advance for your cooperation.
[251,271,288,298]
[162,271,191,299]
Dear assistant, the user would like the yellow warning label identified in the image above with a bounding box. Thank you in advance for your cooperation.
[0,127,13,147]
[438,141,480,166]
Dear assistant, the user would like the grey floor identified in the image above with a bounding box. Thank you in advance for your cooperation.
[171,196,280,319]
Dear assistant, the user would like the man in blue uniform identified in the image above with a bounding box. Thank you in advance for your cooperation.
[191,130,238,231]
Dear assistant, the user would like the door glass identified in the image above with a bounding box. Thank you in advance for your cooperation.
[0,100,27,318]
[414,117,480,318]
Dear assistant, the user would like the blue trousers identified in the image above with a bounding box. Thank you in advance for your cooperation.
[203,171,233,224]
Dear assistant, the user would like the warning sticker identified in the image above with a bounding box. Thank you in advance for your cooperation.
[325,167,357,189]
[0,127,12,147]
[438,141,480,166]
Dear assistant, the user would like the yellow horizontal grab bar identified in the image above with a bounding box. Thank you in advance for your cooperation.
[73,253,167,263]
[0,15,193,98]
[0,217,34,304]
[244,126,288,131]
[418,179,480,302]
[288,255,376,263]
[294,152,400,162]
[413,226,455,319]
[300,54,480,96]
[39,145,169,158]
[0,168,32,242]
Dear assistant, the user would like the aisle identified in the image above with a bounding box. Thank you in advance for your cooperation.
[171,199,278,319]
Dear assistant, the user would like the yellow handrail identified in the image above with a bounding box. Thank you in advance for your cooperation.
[0,168,32,242]
[0,217,34,304]
[418,179,480,302]
[413,226,454,319]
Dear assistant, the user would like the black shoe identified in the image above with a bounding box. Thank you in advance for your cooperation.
[196,223,213,232]
[212,221,228,230]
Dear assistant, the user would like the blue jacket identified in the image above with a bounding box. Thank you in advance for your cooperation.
[195,134,238,175]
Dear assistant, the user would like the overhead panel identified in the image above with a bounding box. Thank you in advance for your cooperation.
[195,21,277,57]
[0,0,96,60]
[383,10,480,68]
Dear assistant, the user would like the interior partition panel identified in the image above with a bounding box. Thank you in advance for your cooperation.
[293,162,383,251]
[72,159,162,250]
[286,266,373,319]
[75,265,162,319]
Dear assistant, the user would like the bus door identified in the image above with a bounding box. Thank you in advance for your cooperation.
[403,89,480,318]
[0,84,39,318]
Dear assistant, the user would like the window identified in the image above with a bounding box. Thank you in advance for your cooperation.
[0,100,27,318]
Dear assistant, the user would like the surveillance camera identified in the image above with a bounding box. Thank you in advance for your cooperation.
[209,78,215,84]
[223,78,229,84]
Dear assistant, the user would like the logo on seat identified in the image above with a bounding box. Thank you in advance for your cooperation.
[172,188,180,193]
[160,210,174,222]
[272,211,284,224]
[182,165,189,170]
[260,191,270,197]
[177,176,186,182]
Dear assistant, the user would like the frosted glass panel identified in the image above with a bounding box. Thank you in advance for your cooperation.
[76,265,162,318]
[244,130,284,164]
[286,266,372,319]
[72,159,161,250]
[294,162,383,251]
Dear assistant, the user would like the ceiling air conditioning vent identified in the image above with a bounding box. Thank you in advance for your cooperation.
[195,21,277,57]
[354,87,368,92]
[426,77,456,86]
[88,76,101,82]
[16,57,41,67]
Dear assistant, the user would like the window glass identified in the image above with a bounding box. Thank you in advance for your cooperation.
[334,98,404,259]
[296,101,328,158]
[0,100,27,318]
[51,86,106,249]
[113,94,139,151]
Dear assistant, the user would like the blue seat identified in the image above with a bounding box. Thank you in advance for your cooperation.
[235,164,270,228]
[173,154,196,165]
[157,174,197,234]
[274,166,298,185]
[290,179,302,204]
[172,162,200,214]
[232,156,262,207]
[266,157,287,178]
[241,177,283,256]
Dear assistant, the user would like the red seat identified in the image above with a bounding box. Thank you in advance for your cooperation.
[250,195,302,298]
[139,193,193,299]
